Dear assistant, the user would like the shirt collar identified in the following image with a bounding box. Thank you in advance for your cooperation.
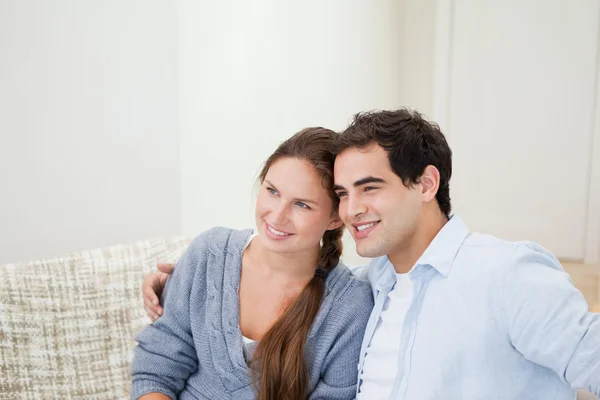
[415,214,469,278]
[369,215,470,290]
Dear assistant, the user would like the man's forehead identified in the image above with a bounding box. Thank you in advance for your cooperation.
[334,144,388,165]
[333,144,393,182]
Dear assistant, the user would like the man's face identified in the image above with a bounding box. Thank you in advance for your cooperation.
[333,143,423,259]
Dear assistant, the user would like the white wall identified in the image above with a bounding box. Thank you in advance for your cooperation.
[0,1,180,264]
[178,0,405,265]
[8,0,595,266]
[401,0,437,118]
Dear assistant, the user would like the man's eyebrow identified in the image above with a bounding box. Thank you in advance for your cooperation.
[333,176,386,192]
[353,176,386,187]
[264,180,317,205]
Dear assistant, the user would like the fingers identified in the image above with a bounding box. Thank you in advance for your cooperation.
[143,293,163,316]
[144,305,161,322]
[142,273,163,319]
[140,262,173,323]
[157,262,175,274]
[142,273,159,304]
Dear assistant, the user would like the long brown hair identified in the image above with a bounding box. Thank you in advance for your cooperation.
[252,127,344,400]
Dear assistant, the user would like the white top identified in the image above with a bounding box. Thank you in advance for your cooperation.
[356,272,414,400]
[241,232,258,344]
[242,335,255,344]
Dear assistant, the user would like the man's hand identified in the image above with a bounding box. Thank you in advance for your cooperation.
[142,263,174,321]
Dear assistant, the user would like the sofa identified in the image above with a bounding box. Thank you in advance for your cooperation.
[0,238,596,399]
[0,237,191,399]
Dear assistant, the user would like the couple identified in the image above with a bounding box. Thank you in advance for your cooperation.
[132,109,600,400]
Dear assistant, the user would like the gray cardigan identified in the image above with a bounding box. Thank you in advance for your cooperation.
[131,227,373,400]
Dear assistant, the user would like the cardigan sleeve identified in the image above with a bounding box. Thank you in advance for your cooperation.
[130,231,211,400]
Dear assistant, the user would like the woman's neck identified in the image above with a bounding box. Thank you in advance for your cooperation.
[246,237,320,284]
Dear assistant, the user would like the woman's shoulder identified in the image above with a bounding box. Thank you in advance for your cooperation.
[308,262,373,340]
[187,226,254,254]
[176,227,253,280]
[323,261,373,306]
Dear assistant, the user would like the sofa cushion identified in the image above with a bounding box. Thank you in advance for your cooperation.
[0,237,190,399]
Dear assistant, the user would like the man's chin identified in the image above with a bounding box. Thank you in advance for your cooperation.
[355,243,386,259]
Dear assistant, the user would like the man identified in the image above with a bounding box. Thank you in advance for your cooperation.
[143,109,600,399]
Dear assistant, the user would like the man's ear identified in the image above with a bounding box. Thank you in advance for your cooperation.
[419,165,440,202]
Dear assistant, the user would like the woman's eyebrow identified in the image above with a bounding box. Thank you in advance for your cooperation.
[264,180,317,205]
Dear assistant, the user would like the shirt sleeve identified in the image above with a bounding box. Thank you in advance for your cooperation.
[130,233,209,400]
[502,243,600,396]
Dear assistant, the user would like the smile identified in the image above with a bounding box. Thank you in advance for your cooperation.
[356,222,376,232]
[352,221,379,239]
[268,225,289,236]
[265,223,293,239]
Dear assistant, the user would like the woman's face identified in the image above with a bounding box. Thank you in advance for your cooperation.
[255,157,341,256]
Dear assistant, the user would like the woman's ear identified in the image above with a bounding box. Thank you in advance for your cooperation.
[327,215,344,231]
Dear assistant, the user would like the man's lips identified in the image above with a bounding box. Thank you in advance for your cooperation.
[352,221,380,239]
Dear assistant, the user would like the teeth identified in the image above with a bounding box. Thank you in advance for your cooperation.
[268,225,289,236]
[357,222,376,232]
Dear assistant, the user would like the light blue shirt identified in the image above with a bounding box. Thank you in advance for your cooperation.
[351,215,600,399]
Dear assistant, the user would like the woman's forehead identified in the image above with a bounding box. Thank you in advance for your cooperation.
[265,158,329,198]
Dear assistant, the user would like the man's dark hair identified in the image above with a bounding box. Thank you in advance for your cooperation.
[333,108,452,216]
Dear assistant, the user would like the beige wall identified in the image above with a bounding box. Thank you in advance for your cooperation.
[0,1,180,264]
[177,0,406,266]
[424,0,600,263]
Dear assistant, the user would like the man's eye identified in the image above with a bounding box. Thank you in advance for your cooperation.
[364,186,377,192]
[336,192,348,198]
[296,202,309,209]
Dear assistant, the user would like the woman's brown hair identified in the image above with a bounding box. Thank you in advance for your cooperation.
[252,127,344,400]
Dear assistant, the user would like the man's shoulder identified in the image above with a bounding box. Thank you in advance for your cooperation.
[458,232,563,273]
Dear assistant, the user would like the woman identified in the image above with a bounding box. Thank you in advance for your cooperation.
[131,128,373,400]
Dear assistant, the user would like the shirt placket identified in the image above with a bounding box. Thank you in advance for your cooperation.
[391,265,435,399]
[356,286,391,396]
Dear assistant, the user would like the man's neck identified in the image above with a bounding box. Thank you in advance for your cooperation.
[388,211,449,274]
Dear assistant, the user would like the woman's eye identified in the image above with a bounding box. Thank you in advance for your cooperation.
[296,202,309,209]
[267,187,278,195]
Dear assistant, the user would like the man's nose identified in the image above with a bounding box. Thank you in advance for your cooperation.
[347,194,367,218]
